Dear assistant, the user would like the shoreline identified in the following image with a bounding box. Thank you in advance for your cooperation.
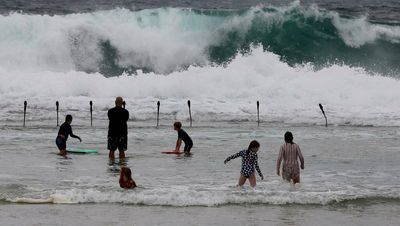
[1,201,399,226]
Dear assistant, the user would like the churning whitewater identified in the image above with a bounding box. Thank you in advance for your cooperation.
[1,46,400,126]
[0,2,400,126]
[1,2,400,225]
[0,3,400,75]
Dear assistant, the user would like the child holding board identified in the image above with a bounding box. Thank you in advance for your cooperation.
[173,121,193,154]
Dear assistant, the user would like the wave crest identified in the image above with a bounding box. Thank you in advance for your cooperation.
[0,3,400,76]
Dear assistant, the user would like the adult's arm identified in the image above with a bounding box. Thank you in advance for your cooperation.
[108,109,111,120]
[125,110,129,122]
[297,145,304,169]
[276,145,284,175]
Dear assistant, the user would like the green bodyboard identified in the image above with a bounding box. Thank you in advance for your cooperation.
[67,148,98,153]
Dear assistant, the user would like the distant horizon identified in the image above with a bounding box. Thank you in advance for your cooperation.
[0,0,399,24]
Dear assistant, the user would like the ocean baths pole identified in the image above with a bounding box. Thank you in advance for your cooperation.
[90,101,93,127]
[187,100,192,127]
[23,100,27,127]
[319,103,328,127]
[56,101,59,126]
[157,101,160,127]
[257,101,260,126]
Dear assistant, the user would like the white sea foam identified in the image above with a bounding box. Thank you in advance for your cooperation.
[332,15,400,47]
[1,4,400,126]
[0,8,215,73]
[7,183,399,206]
[0,47,399,126]
[0,5,400,73]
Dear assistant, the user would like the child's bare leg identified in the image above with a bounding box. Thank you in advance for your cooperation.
[238,175,247,186]
[249,174,256,187]
[59,149,67,157]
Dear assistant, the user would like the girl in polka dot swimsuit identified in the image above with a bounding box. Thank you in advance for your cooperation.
[224,140,264,187]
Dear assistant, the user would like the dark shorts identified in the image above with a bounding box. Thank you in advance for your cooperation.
[184,142,193,153]
[55,136,66,150]
[108,136,127,152]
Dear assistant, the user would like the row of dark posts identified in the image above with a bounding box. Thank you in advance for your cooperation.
[22,100,328,128]
[23,100,94,127]
[155,100,192,128]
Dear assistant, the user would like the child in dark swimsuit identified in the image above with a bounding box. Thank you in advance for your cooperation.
[55,114,81,157]
[224,140,264,187]
[119,167,137,189]
[173,121,193,154]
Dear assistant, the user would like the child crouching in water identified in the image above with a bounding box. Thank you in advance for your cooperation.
[173,121,193,154]
[224,140,264,187]
[119,167,137,189]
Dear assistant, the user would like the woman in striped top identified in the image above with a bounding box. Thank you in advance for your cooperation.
[276,131,304,184]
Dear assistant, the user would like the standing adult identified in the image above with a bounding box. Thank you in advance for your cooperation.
[276,131,304,186]
[108,97,129,159]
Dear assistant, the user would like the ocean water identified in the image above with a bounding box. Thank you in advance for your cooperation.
[1,0,400,225]
[1,123,400,225]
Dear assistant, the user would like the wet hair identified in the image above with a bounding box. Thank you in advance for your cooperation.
[173,121,182,129]
[284,131,294,144]
[119,167,133,183]
[248,140,260,150]
[65,114,73,122]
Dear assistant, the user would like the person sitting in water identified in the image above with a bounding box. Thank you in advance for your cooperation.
[173,121,193,154]
[224,140,264,187]
[119,167,136,189]
[276,131,304,186]
[55,114,81,157]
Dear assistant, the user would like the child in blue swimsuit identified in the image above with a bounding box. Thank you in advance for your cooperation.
[224,140,264,187]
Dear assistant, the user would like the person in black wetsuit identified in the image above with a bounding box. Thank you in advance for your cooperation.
[55,114,81,157]
[224,140,264,187]
[108,97,129,159]
[173,121,193,154]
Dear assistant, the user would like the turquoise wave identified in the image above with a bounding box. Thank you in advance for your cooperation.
[1,4,399,76]
[97,5,400,76]
[202,7,400,75]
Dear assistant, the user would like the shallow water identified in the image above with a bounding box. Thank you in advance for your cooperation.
[1,122,399,209]
[1,201,400,226]
[1,0,400,225]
